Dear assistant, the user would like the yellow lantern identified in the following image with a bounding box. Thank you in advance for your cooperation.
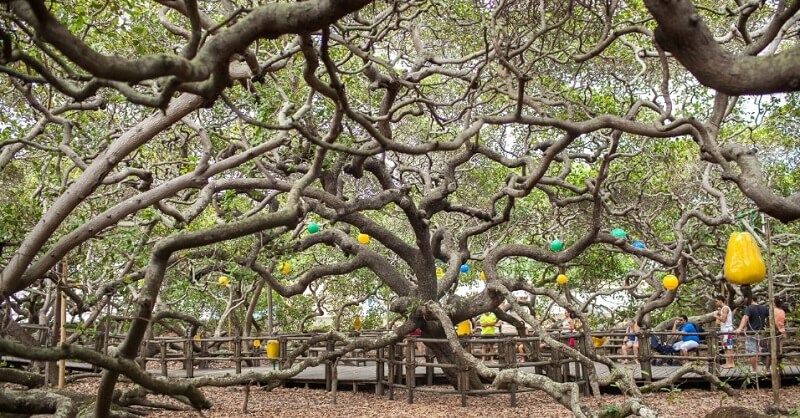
[218,276,229,287]
[662,274,679,290]
[252,339,261,348]
[279,262,291,275]
[352,316,363,331]
[357,233,370,244]
[556,274,568,285]
[724,232,766,285]
[266,340,279,359]
[456,320,472,336]
[436,267,444,279]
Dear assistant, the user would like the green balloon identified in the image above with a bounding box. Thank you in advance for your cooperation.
[611,228,626,239]
[549,239,564,252]
[307,222,320,234]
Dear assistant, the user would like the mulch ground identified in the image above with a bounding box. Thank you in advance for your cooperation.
[63,378,800,417]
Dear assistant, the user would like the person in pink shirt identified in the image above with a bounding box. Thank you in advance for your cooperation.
[774,298,786,355]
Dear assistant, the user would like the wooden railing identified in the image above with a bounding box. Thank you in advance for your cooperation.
[136,326,796,405]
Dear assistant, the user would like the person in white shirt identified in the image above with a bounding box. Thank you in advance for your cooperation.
[713,295,735,368]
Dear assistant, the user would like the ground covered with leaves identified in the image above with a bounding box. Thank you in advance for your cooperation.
[64,378,800,417]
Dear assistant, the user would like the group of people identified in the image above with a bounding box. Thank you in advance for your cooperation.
[621,295,786,371]
[408,294,787,370]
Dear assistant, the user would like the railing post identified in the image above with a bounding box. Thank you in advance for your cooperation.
[278,337,287,371]
[376,346,385,396]
[508,337,518,406]
[325,337,335,391]
[234,334,242,375]
[425,343,434,386]
[708,329,719,388]
[550,334,562,382]
[405,338,415,404]
[640,330,652,383]
[199,339,208,370]
[184,338,194,378]
[576,332,590,394]
[160,341,168,377]
[388,344,395,400]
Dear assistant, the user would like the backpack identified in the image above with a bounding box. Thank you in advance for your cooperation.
[690,322,705,342]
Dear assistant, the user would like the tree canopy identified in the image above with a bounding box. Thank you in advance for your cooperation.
[1,0,800,416]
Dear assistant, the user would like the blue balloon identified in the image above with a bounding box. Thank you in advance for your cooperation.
[459,264,469,273]
[632,241,646,249]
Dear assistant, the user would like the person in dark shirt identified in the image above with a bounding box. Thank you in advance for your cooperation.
[735,296,770,372]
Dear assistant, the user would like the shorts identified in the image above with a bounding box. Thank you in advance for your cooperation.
[719,334,734,350]
[744,335,760,354]
[673,340,699,352]
[719,326,734,350]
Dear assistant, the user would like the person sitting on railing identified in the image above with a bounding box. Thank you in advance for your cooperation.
[620,319,639,364]
[671,315,700,364]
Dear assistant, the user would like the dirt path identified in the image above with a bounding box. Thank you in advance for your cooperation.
[65,379,800,417]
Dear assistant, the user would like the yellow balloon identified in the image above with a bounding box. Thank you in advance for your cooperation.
[662,274,679,290]
[357,233,370,244]
[556,274,568,285]
[279,262,291,275]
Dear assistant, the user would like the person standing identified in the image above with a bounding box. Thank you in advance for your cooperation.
[560,310,576,347]
[774,298,786,356]
[671,315,700,363]
[735,296,770,372]
[479,312,498,361]
[713,296,735,368]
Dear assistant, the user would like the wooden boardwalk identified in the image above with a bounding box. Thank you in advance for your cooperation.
[150,361,800,386]
[139,329,800,394]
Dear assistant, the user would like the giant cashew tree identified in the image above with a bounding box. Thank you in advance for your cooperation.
[1,0,799,416]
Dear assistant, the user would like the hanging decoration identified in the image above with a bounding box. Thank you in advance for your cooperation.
[278,262,291,275]
[556,274,568,285]
[632,241,646,249]
[307,222,320,234]
[436,267,444,279]
[662,274,679,290]
[253,339,261,348]
[549,239,564,252]
[456,320,472,336]
[460,264,469,273]
[357,233,370,244]
[723,231,766,285]
[611,228,627,239]
[479,271,486,281]
[352,316,363,331]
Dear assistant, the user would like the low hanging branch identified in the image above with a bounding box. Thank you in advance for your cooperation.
[421,300,590,418]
